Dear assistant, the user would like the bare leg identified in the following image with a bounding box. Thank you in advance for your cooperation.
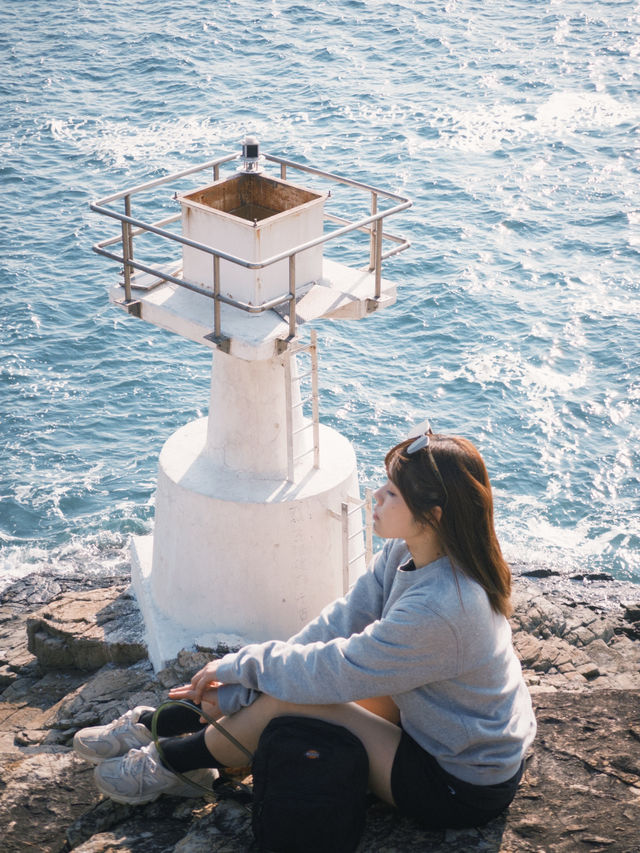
[204,694,402,805]
[355,695,400,724]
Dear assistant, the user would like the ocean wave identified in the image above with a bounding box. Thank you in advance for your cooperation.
[1,0,638,585]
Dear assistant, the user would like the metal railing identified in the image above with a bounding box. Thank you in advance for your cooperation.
[90,147,412,349]
[330,488,374,594]
[284,330,320,481]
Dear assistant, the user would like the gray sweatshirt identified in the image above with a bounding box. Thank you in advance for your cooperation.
[216,539,536,785]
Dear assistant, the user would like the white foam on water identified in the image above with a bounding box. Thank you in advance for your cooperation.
[535,90,639,134]
[408,87,640,157]
[2,0,639,587]
[0,533,133,595]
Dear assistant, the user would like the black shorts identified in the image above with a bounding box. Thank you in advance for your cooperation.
[390,730,523,830]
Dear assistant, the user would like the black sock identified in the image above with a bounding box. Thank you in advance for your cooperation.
[158,729,224,773]
[138,705,207,737]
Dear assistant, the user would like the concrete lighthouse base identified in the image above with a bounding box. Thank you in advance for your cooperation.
[130,417,366,671]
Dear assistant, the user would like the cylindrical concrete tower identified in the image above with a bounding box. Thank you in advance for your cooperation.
[134,346,363,667]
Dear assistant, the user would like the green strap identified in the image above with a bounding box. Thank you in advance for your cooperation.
[151,699,254,798]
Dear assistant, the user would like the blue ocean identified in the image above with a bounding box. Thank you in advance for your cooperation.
[1,0,639,593]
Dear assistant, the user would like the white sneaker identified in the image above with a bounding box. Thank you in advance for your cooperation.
[73,706,154,764]
[94,741,215,804]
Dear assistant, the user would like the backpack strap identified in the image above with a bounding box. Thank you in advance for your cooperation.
[151,699,254,800]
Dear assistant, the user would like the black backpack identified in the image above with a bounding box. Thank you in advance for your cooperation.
[251,715,370,853]
[153,703,370,853]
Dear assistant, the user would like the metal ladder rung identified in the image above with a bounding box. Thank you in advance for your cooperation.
[329,500,367,524]
[335,491,374,595]
[294,447,315,460]
[285,329,320,481]
[292,423,313,437]
[294,369,313,381]
[345,504,365,518]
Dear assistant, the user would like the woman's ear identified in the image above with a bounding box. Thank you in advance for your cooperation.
[429,506,443,525]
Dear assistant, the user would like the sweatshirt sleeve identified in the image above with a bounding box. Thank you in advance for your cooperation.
[215,544,391,715]
[214,595,461,705]
[217,683,260,717]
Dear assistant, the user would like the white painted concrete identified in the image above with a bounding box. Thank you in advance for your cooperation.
[204,349,306,479]
[129,347,366,670]
[133,418,364,669]
[109,257,398,360]
[179,175,325,305]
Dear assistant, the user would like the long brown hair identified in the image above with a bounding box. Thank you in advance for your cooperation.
[385,434,512,617]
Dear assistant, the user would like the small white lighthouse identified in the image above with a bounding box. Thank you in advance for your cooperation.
[91,139,411,669]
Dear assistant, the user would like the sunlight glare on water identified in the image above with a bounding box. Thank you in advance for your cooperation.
[0,0,638,588]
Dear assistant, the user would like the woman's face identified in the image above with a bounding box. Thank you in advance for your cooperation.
[373,479,423,543]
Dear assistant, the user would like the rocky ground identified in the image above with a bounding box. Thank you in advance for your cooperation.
[1,568,639,853]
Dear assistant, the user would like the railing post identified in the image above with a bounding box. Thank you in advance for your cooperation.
[288,254,296,339]
[369,192,378,271]
[310,330,320,469]
[365,487,373,565]
[281,163,287,180]
[213,254,221,338]
[374,217,383,298]
[284,353,294,482]
[120,194,135,302]
[341,501,350,594]
[121,219,132,302]
[124,195,134,263]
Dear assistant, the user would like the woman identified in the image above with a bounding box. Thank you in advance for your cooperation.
[74,428,536,829]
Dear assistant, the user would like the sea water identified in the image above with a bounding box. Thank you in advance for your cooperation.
[1,0,639,592]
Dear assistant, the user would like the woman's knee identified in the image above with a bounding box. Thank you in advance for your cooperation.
[249,694,339,720]
[251,693,300,718]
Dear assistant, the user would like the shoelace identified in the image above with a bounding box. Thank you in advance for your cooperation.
[118,745,162,793]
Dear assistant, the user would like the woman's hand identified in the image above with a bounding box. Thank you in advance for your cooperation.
[169,659,223,709]
[199,686,222,723]
[168,681,223,723]
[188,660,222,704]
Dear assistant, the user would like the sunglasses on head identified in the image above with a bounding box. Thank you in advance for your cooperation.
[406,424,449,508]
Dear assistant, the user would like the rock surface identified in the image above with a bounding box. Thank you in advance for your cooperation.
[1,569,639,853]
